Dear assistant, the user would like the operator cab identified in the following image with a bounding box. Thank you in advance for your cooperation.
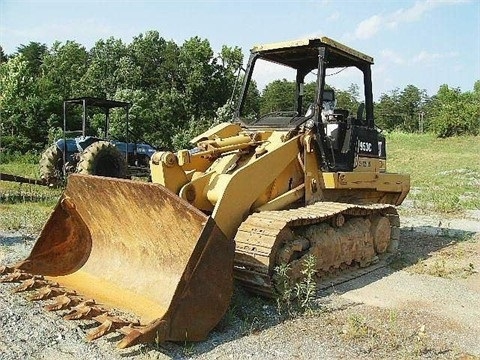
[235,37,386,173]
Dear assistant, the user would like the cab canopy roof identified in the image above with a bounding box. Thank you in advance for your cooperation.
[251,37,374,71]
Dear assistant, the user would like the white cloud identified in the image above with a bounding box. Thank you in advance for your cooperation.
[371,64,395,98]
[0,19,129,53]
[374,64,387,75]
[355,15,383,40]
[325,67,364,90]
[378,47,458,70]
[353,0,470,39]
[250,58,297,91]
[327,11,340,22]
[249,57,364,93]
[413,50,459,63]
[389,1,435,26]
[380,49,405,64]
[8,20,110,40]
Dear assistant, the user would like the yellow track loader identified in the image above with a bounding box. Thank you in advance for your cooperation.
[1,37,409,348]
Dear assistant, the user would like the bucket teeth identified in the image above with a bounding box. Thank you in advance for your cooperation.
[13,278,50,293]
[63,300,107,320]
[44,294,84,311]
[117,324,140,335]
[0,270,35,283]
[87,314,136,341]
[117,318,167,349]
[29,285,73,301]
[0,265,15,275]
[0,264,147,347]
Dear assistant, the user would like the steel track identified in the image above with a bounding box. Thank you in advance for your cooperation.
[234,201,400,297]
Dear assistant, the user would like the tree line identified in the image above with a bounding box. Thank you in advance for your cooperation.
[375,82,480,137]
[0,32,479,155]
[259,79,480,138]
[0,31,245,153]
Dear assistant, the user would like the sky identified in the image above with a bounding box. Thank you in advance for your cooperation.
[1,0,479,98]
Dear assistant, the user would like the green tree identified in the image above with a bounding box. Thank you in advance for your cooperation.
[304,82,317,106]
[98,33,243,149]
[179,37,222,120]
[374,85,428,132]
[80,37,128,97]
[114,55,142,91]
[128,30,176,91]
[334,83,360,116]
[260,79,296,115]
[35,41,90,140]
[398,85,428,132]
[0,55,30,150]
[375,90,401,130]
[3,42,52,150]
[239,76,261,119]
[0,54,46,151]
[16,42,48,76]
[40,41,89,100]
[429,84,480,137]
[0,45,8,64]
[213,45,244,112]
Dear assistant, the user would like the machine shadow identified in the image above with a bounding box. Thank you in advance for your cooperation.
[120,285,283,358]
[317,225,477,297]
[122,224,480,358]
[0,233,34,248]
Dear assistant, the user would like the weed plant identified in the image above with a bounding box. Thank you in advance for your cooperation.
[274,254,318,317]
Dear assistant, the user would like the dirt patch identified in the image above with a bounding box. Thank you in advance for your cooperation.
[1,217,479,359]
[326,225,480,358]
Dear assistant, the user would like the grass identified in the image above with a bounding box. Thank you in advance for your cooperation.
[0,155,61,232]
[0,203,54,233]
[2,141,478,359]
[335,307,439,358]
[386,132,480,214]
[407,233,479,279]
[0,151,41,178]
[1,132,478,232]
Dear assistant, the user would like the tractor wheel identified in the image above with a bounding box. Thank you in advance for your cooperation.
[39,144,64,186]
[76,141,127,178]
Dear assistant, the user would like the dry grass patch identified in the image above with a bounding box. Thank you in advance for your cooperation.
[317,302,475,359]
[407,234,479,279]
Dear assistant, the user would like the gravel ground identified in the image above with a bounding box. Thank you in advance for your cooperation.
[1,211,479,360]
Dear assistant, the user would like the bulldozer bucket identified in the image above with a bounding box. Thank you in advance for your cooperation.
[11,174,234,348]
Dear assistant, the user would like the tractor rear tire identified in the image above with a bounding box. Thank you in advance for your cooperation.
[39,144,64,186]
[77,141,127,178]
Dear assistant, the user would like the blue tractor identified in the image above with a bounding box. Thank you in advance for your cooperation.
[39,97,156,186]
